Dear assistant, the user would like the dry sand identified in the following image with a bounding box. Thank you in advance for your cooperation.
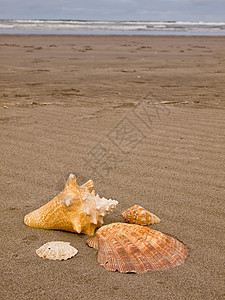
[0,35,224,300]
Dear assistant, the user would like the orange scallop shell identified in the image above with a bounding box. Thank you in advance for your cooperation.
[121,205,160,225]
[87,223,188,274]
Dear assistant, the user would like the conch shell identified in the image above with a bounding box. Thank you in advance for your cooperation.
[121,205,160,225]
[36,241,78,260]
[87,223,188,274]
[24,174,118,235]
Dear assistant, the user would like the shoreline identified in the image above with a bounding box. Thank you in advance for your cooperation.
[1,32,225,36]
[1,19,225,36]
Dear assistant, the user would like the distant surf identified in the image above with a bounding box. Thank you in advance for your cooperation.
[0,19,225,35]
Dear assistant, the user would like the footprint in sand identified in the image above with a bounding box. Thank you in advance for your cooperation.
[84,46,92,51]
[32,59,49,63]
[26,83,44,86]
[1,43,20,47]
[133,81,146,84]
[8,207,19,211]
[35,69,50,72]
[22,235,39,245]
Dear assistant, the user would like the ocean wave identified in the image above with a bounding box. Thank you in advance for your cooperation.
[0,19,225,35]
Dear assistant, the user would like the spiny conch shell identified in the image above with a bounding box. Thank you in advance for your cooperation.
[121,205,160,225]
[36,241,78,260]
[24,174,118,235]
[87,223,188,274]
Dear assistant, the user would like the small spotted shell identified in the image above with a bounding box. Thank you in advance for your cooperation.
[36,241,78,260]
[121,205,160,225]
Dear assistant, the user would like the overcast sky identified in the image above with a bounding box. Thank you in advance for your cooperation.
[0,0,224,21]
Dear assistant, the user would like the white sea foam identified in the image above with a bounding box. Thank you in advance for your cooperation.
[0,19,225,35]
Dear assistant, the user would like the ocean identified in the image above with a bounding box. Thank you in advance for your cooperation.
[0,19,225,35]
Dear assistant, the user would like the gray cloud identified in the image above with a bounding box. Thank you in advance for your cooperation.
[0,0,224,21]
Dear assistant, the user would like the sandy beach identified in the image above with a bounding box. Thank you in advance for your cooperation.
[0,34,224,300]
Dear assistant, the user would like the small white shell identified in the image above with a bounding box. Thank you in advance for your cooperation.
[36,241,78,260]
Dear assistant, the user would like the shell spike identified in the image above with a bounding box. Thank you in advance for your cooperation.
[72,221,82,234]
[64,174,77,189]
[82,180,94,191]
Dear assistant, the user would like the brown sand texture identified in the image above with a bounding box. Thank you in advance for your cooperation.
[0,35,225,300]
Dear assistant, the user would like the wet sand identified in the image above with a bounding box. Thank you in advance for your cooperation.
[0,35,225,300]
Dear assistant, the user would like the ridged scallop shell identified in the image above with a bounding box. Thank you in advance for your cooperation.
[87,223,188,274]
[121,205,160,225]
[36,241,78,260]
[24,174,118,235]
